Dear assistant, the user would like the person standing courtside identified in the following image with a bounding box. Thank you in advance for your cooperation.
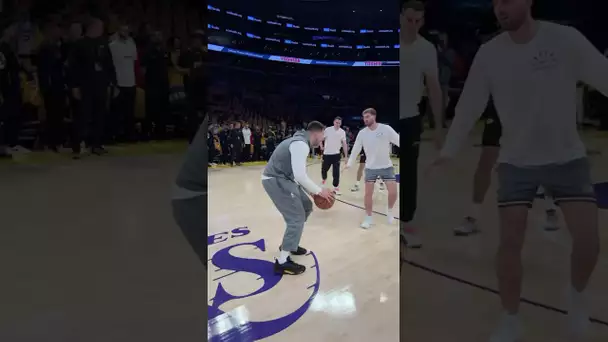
[242,123,252,162]
[430,0,608,339]
[141,31,170,140]
[109,23,137,143]
[400,1,444,248]
[262,121,334,275]
[70,18,116,156]
[229,121,244,166]
[38,20,68,153]
[64,21,84,158]
[320,116,348,195]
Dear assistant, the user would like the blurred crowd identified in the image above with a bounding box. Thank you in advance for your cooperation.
[0,0,205,160]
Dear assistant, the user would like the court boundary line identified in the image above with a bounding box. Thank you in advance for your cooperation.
[332,194,608,327]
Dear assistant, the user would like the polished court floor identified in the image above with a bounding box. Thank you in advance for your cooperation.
[2,130,606,342]
[209,130,608,341]
[208,161,400,342]
[402,132,608,342]
[0,153,206,342]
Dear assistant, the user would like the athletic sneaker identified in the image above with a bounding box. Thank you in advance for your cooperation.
[274,257,306,275]
[387,208,395,225]
[568,288,590,338]
[544,209,559,231]
[454,217,480,236]
[322,179,326,186]
[279,246,308,255]
[489,313,523,342]
[360,216,373,229]
[350,184,360,192]
[334,187,341,196]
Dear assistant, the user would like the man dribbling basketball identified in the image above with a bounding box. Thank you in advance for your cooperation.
[346,108,400,229]
[262,121,334,275]
[430,0,608,339]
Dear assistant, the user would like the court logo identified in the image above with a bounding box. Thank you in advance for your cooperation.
[208,227,321,341]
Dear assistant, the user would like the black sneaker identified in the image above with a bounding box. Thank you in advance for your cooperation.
[279,246,307,255]
[274,257,306,275]
[91,147,109,156]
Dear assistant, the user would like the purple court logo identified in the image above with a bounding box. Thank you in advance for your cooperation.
[208,227,321,341]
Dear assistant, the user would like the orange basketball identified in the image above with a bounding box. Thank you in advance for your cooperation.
[313,194,335,210]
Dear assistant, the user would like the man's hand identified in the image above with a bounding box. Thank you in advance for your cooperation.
[317,188,335,201]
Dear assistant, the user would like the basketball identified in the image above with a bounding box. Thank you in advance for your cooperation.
[313,194,335,210]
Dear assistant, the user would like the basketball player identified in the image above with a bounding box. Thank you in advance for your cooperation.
[400,1,444,248]
[320,117,348,195]
[455,98,561,236]
[172,120,207,268]
[346,108,399,229]
[430,0,607,339]
[262,121,334,275]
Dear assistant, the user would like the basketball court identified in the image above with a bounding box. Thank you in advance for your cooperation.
[208,130,608,341]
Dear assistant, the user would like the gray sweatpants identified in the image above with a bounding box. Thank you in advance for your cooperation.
[262,177,313,252]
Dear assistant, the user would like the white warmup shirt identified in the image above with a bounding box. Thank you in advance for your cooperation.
[109,37,138,87]
[323,127,346,155]
[242,127,252,145]
[400,35,438,119]
[441,21,608,166]
[347,124,400,169]
[261,141,322,195]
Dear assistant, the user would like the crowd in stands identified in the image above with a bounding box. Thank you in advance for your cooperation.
[0,0,205,160]
[205,54,398,166]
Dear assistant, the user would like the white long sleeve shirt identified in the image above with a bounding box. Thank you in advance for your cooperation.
[400,35,438,119]
[441,21,608,166]
[347,124,400,169]
[261,141,322,195]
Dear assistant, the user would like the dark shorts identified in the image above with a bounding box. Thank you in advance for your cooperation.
[496,158,596,208]
[481,102,502,147]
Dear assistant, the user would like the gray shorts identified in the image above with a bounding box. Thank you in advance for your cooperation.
[365,167,396,182]
[496,158,596,208]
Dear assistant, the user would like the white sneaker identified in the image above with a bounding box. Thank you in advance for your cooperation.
[387,208,395,225]
[350,184,360,192]
[378,181,385,190]
[489,313,523,342]
[568,288,590,338]
[454,217,480,236]
[334,187,341,196]
[360,216,373,229]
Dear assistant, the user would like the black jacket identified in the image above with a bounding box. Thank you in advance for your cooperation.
[69,37,116,89]
[0,42,21,101]
[37,41,67,93]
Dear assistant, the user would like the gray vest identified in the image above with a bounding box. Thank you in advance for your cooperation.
[263,130,310,181]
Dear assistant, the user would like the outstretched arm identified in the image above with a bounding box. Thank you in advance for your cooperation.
[440,48,491,159]
[290,141,322,195]
[346,132,363,168]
